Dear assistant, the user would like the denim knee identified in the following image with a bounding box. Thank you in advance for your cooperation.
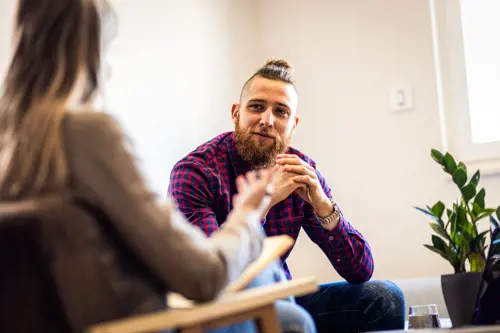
[275,300,317,333]
[369,280,405,310]
[246,261,295,303]
[363,280,406,326]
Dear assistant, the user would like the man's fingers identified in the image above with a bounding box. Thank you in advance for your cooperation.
[276,157,315,171]
[276,157,300,165]
[277,154,297,159]
[271,164,282,173]
[294,182,307,190]
[293,175,317,188]
[284,165,316,178]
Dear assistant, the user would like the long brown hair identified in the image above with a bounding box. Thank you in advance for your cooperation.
[0,0,116,199]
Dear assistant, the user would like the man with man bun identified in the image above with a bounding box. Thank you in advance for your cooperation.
[168,58,405,333]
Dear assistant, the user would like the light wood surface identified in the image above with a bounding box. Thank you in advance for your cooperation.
[88,276,318,333]
[226,234,294,293]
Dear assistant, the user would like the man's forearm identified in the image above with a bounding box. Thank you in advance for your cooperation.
[313,198,340,231]
[322,216,374,283]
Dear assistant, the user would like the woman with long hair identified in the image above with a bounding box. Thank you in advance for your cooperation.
[0,1,315,332]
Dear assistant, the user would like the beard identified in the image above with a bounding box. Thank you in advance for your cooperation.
[234,118,291,168]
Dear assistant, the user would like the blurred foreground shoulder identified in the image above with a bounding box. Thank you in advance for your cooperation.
[63,111,125,142]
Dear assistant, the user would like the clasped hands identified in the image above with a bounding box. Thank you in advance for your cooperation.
[231,154,334,228]
[272,154,333,218]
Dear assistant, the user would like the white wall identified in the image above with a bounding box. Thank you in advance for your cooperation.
[253,0,500,283]
[105,0,260,193]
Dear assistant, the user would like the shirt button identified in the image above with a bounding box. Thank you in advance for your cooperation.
[337,259,340,262]
[329,236,334,241]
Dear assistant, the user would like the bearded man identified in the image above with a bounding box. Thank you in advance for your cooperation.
[168,59,405,333]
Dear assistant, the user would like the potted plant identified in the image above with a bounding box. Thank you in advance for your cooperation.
[415,149,500,327]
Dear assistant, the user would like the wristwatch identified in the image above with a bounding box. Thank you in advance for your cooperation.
[315,199,341,225]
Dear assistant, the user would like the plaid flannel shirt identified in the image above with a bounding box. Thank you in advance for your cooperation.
[168,132,373,283]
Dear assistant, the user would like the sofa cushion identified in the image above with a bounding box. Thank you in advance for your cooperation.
[392,276,449,319]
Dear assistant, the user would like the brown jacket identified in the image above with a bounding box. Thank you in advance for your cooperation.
[61,111,265,316]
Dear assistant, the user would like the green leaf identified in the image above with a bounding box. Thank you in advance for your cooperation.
[462,224,474,241]
[470,170,480,188]
[456,205,469,227]
[432,235,448,253]
[424,244,449,261]
[460,226,473,243]
[456,205,474,241]
[469,252,486,273]
[461,184,477,203]
[474,188,486,209]
[475,209,496,223]
[450,226,464,249]
[452,167,467,188]
[471,203,481,221]
[471,230,489,249]
[415,206,442,225]
[429,222,450,241]
[443,153,457,174]
[449,210,458,237]
[455,235,469,256]
[415,206,436,218]
[431,149,445,165]
[458,162,467,174]
[430,201,446,220]
[472,202,483,216]
[425,239,460,270]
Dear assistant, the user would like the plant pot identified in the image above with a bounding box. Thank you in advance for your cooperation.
[441,272,482,327]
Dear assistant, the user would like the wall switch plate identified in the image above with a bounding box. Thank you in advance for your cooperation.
[390,86,413,112]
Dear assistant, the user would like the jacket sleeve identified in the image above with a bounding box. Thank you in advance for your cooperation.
[63,113,265,302]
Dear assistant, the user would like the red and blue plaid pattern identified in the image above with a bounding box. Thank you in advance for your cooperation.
[168,132,374,283]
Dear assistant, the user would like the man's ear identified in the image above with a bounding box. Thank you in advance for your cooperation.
[231,102,240,124]
[292,114,300,134]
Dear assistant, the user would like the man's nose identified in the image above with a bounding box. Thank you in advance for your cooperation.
[259,107,275,127]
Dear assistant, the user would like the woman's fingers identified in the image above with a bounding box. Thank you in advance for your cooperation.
[236,174,247,195]
[233,167,277,211]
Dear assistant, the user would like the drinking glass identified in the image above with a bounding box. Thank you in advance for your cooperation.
[408,304,442,329]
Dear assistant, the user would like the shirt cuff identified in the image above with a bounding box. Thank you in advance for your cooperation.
[324,214,349,248]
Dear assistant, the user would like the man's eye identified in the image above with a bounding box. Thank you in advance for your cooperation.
[276,109,288,116]
[249,104,264,110]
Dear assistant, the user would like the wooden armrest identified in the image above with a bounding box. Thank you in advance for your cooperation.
[88,277,318,333]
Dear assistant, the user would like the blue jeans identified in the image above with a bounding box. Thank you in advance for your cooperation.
[295,280,406,333]
[167,261,316,333]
